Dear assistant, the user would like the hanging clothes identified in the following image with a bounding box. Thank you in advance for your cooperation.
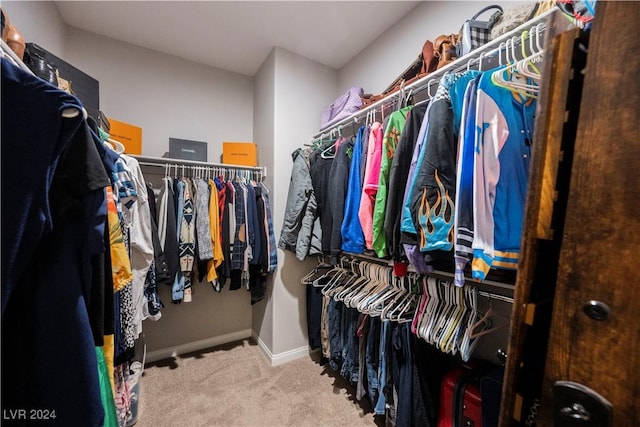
[259,182,278,273]
[454,75,483,287]
[471,71,535,280]
[410,74,459,255]
[214,178,227,282]
[171,179,185,302]
[328,139,354,263]
[246,181,261,266]
[206,179,223,283]
[385,103,428,262]
[279,147,320,260]
[372,106,412,258]
[179,178,196,302]
[341,126,367,254]
[240,180,251,289]
[121,155,154,333]
[195,178,214,261]
[359,122,384,251]
[400,106,433,274]
[230,180,247,290]
[311,141,340,253]
[216,179,233,289]
[2,58,110,426]
[158,177,180,284]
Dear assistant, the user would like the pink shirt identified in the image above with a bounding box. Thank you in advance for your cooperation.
[358,122,383,250]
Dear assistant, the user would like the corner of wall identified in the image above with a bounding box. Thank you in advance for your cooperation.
[252,329,311,367]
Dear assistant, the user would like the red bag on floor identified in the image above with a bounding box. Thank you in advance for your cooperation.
[437,364,484,427]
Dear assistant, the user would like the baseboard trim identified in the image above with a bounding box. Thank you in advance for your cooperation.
[252,332,310,366]
[146,329,252,364]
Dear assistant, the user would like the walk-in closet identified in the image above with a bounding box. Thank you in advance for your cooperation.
[2,1,638,426]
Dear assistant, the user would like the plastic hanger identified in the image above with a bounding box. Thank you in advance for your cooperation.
[393,292,418,323]
[343,276,370,307]
[441,286,467,354]
[420,277,441,342]
[431,281,454,346]
[320,128,342,159]
[384,276,413,321]
[356,265,390,312]
[354,280,386,315]
[379,285,406,320]
[368,286,403,317]
[107,137,125,154]
[411,278,429,335]
[491,38,539,99]
[438,285,460,352]
[424,277,445,343]
[416,278,433,340]
[355,266,391,314]
[333,273,359,302]
[300,263,332,285]
[396,80,405,112]
[460,287,480,361]
[349,264,381,308]
[468,296,510,340]
[341,261,369,306]
[321,269,347,297]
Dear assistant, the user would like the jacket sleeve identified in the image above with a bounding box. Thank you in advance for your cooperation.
[296,191,318,261]
[278,149,315,258]
[454,78,479,286]
[385,104,427,260]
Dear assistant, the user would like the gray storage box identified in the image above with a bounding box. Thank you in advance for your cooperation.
[169,138,208,161]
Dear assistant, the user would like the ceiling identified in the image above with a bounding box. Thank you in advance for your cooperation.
[55,1,420,76]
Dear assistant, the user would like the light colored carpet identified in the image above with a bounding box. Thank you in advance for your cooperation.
[136,339,384,427]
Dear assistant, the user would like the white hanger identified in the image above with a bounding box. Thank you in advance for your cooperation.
[431,281,454,346]
[107,137,125,154]
[419,277,440,341]
[460,287,485,361]
[441,286,467,354]
[411,278,429,335]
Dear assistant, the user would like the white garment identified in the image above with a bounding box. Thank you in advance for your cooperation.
[122,155,154,338]
[157,177,169,249]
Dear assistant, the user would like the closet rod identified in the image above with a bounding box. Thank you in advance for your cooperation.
[427,270,515,292]
[478,291,513,304]
[313,7,560,140]
[131,154,267,177]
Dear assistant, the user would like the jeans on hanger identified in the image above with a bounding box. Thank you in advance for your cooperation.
[366,316,381,405]
[321,295,331,358]
[340,307,360,384]
[391,322,414,427]
[374,320,392,415]
[306,284,323,350]
[356,314,368,401]
[328,299,343,371]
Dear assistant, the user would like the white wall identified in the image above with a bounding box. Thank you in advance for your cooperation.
[257,47,338,358]
[251,49,276,352]
[338,1,530,94]
[2,1,67,58]
[64,27,254,162]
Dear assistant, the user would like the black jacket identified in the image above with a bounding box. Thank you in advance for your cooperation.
[328,139,353,263]
[384,103,428,260]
